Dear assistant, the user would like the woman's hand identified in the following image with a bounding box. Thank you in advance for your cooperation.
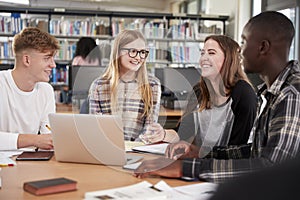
[139,123,166,144]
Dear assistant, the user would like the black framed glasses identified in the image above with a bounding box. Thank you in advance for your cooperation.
[121,48,149,59]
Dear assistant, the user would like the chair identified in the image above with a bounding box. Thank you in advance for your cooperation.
[79,97,89,114]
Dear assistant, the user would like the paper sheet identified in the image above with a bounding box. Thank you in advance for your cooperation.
[155,180,218,200]
[132,143,169,155]
[124,141,145,152]
[84,180,218,200]
[0,157,16,166]
[84,181,169,200]
[173,182,218,200]
[123,161,142,170]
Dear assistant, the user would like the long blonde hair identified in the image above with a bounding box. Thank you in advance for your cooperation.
[198,35,251,111]
[102,29,153,117]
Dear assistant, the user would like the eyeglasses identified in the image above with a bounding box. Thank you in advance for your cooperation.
[121,48,149,59]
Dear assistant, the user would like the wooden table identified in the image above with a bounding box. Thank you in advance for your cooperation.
[0,154,194,199]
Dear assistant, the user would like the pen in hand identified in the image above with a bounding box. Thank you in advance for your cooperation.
[35,131,40,152]
[35,125,51,152]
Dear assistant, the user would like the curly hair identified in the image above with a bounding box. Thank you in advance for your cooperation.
[13,27,59,55]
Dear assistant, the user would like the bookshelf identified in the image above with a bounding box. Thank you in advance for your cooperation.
[0,6,228,104]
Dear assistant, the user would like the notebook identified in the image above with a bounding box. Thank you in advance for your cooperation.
[48,113,143,166]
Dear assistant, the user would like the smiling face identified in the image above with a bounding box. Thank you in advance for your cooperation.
[26,49,57,83]
[199,39,225,80]
[119,38,147,76]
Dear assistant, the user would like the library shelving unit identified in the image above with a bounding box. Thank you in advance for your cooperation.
[0,6,228,104]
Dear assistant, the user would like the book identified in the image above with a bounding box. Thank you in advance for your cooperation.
[23,177,77,196]
[84,181,169,200]
[16,151,54,161]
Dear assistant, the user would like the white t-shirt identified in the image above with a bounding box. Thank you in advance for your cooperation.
[0,70,56,150]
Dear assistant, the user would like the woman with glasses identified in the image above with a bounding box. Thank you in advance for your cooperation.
[89,29,161,141]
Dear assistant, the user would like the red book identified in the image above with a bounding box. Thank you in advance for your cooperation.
[23,177,77,196]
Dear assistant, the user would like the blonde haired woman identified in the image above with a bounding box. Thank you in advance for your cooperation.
[89,29,161,141]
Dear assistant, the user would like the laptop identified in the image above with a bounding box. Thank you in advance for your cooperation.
[48,113,143,166]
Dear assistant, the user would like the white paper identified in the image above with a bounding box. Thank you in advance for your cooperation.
[132,143,169,155]
[123,161,142,170]
[154,180,192,200]
[0,157,16,166]
[154,180,218,200]
[84,181,169,200]
[0,147,54,159]
[85,180,218,200]
[124,141,145,152]
[0,148,33,158]
[173,182,218,200]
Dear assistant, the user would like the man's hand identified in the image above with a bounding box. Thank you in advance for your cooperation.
[17,133,53,150]
[133,157,182,178]
[165,140,200,159]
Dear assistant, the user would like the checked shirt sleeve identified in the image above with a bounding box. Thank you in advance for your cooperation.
[182,65,300,183]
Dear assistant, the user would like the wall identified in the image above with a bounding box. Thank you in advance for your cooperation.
[262,0,300,60]
[204,0,251,41]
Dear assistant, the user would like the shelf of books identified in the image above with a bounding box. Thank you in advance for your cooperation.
[0,6,228,104]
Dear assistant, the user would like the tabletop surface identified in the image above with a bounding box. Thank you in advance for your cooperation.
[0,153,195,199]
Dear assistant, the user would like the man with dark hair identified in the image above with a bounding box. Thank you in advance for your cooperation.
[134,11,300,183]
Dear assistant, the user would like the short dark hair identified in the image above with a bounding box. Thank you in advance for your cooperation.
[248,11,295,46]
[74,37,98,60]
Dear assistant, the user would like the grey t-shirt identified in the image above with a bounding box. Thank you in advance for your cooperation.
[194,99,234,157]
[176,80,257,158]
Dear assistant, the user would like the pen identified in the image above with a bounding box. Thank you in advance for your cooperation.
[46,125,51,131]
[35,131,41,152]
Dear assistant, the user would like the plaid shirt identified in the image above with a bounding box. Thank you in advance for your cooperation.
[89,74,161,141]
[182,61,300,183]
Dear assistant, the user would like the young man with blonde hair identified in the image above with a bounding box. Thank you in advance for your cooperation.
[0,27,60,150]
